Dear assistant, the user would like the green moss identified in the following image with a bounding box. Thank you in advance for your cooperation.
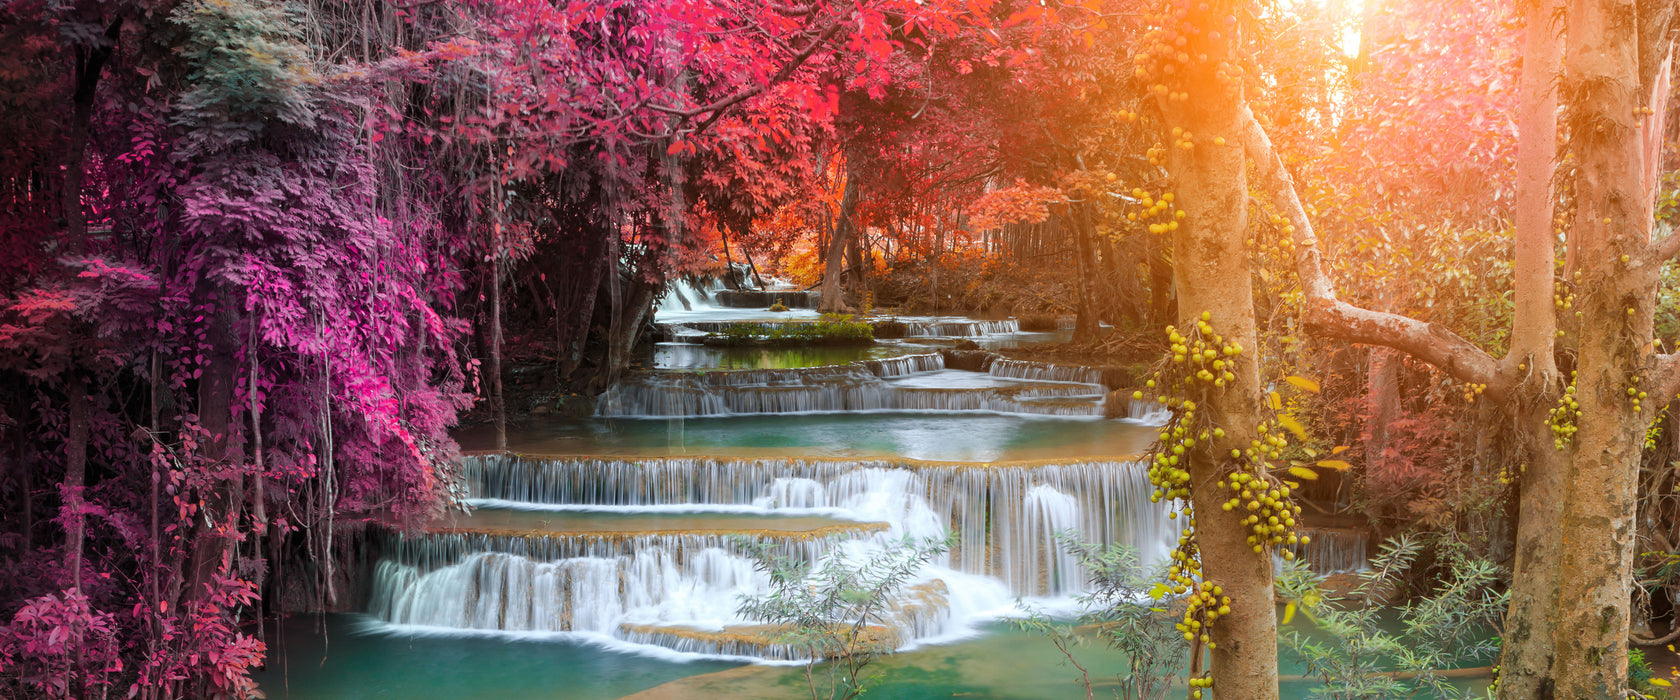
[704,315,874,347]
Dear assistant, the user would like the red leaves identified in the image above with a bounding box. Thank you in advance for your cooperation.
[968,180,1068,230]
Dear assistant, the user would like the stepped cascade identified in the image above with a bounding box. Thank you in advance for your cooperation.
[595,353,1129,419]
[360,316,1361,663]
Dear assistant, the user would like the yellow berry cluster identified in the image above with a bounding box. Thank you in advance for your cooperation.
[1548,372,1580,449]
[1553,280,1574,314]
[1188,673,1215,698]
[1218,466,1307,555]
[1627,374,1647,413]
[1146,142,1168,167]
[1131,3,1244,100]
[1178,586,1227,650]
[1171,126,1196,152]
[1127,188,1185,235]
[1135,311,1307,673]
[1462,382,1486,403]
[1247,211,1299,263]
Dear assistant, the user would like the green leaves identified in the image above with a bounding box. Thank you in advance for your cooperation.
[172,0,319,129]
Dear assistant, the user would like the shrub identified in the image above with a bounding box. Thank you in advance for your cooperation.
[737,535,951,700]
[1014,535,1185,700]
[1274,535,1507,700]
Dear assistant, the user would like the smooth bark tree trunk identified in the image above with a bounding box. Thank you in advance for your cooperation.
[1364,347,1399,490]
[1171,104,1279,700]
[1549,1,1662,695]
[559,251,602,388]
[846,230,867,306]
[1496,1,1567,696]
[185,300,243,604]
[720,228,739,290]
[1160,4,1279,693]
[1148,233,1175,328]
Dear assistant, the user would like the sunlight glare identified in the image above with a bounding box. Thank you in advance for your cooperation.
[1338,0,1364,58]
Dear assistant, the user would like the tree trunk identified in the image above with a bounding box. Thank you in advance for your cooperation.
[846,229,867,307]
[1364,347,1399,491]
[600,279,657,391]
[1070,202,1100,343]
[62,17,122,257]
[1496,0,1567,695]
[819,152,859,314]
[738,233,767,288]
[185,300,244,604]
[558,250,602,388]
[1148,233,1174,328]
[720,227,739,290]
[64,375,88,589]
[1549,1,1661,694]
[488,217,507,452]
[57,17,122,597]
[1161,4,1279,692]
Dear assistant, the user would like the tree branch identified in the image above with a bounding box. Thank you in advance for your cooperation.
[647,18,846,136]
[1652,352,1680,407]
[1238,108,1507,395]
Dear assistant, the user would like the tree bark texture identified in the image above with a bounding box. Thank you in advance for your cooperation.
[1159,3,1279,694]
[1496,0,1567,695]
[1549,1,1664,695]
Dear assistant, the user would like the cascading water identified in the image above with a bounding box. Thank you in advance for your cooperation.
[456,454,1177,595]
[1126,398,1174,426]
[663,277,726,313]
[988,358,1106,385]
[595,353,1114,418]
[361,329,1180,663]
[657,318,1022,338]
[1290,527,1369,573]
[897,319,1021,337]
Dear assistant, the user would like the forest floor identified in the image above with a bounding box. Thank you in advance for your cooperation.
[1649,617,1680,695]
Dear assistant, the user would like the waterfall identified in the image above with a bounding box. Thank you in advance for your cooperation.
[861,353,945,377]
[662,278,725,313]
[1125,399,1174,426]
[656,319,1021,338]
[368,548,766,634]
[594,354,1110,418]
[366,453,1174,660]
[1291,527,1369,573]
[1023,485,1083,594]
[460,455,1176,595]
[989,359,1105,385]
[898,319,1021,337]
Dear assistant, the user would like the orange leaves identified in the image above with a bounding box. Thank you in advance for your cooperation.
[967,179,1067,231]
